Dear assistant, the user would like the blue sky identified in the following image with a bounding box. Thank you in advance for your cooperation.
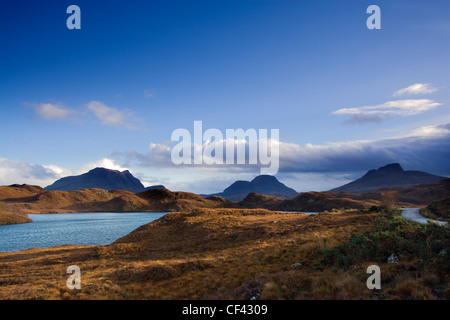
[1,0,450,193]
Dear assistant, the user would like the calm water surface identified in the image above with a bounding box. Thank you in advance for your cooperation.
[0,212,167,252]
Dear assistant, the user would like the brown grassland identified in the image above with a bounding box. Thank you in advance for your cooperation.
[0,209,31,225]
[0,202,31,225]
[421,197,450,222]
[0,185,233,216]
[0,207,448,300]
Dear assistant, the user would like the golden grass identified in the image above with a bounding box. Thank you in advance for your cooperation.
[0,208,375,299]
[0,208,447,300]
[0,202,32,225]
[0,185,233,215]
[0,210,31,225]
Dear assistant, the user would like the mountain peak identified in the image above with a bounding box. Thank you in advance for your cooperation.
[213,175,298,201]
[251,175,280,184]
[378,163,404,172]
[90,167,113,172]
[330,163,446,193]
[89,167,129,174]
[45,167,145,193]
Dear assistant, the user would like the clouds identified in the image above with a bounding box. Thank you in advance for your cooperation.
[277,123,450,176]
[117,123,450,176]
[333,99,442,123]
[333,83,441,123]
[106,122,450,192]
[32,103,74,120]
[86,101,136,129]
[30,101,138,130]
[1,123,449,192]
[82,158,130,173]
[393,83,437,97]
[14,81,449,193]
[0,158,61,187]
[0,157,130,188]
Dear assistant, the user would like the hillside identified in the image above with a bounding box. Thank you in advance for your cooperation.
[2,177,448,221]
[330,163,447,193]
[0,211,31,225]
[0,203,31,225]
[277,192,371,212]
[0,187,117,214]
[0,184,45,200]
[421,197,450,221]
[1,207,448,300]
[238,178,450,211]
[144,185,166,191]
[341,178,450,206]
[211,175,298,201]
[0,208,378,299]
[45,167,146,193]
[239,193,284,210]
[239,191,372,212]
[0,185,233,215]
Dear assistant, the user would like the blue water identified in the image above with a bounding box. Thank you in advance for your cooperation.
[0,212,168,252]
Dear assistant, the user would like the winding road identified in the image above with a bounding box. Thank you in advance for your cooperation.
[401,208,447,226]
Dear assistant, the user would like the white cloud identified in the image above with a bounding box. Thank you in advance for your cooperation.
[81,158,130,173]
[333,99,442,123]
[42,164,70,176]
[86,101,135,129]
[29,101,138,130]
[119,123,450,180]
[394,83,437,96]
[32,103,74,120]
[409,124,450,138]
[0,158,62,187]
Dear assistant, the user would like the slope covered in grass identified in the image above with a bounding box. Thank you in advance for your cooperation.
[0,204,31,225]
[0,208,448,300]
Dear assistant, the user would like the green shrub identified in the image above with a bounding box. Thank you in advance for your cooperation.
[320,212,450,271]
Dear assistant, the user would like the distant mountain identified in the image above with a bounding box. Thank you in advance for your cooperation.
[144,185,166,191]
[211,175,298,201]
[330,163,447,193]
[45,167,146,193]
